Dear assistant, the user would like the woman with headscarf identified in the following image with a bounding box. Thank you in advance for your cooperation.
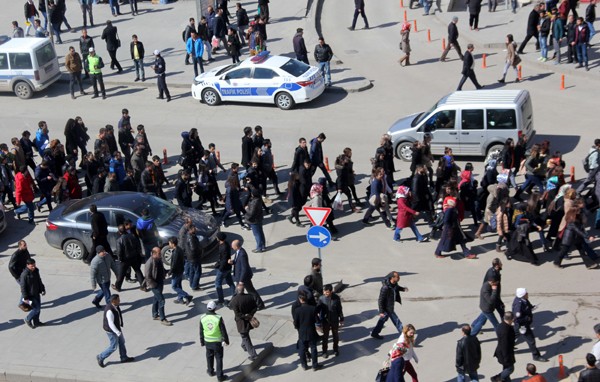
[394,186,427,243]
[434,197,476,259]
[398,21,411,66]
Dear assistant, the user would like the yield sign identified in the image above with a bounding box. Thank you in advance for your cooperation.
[303,207,331,226]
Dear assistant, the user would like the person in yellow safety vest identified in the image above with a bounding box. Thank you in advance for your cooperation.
[200,301,230,381]
[87,47,106,99]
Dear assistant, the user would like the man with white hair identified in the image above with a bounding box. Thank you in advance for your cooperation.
[511,288,548,362]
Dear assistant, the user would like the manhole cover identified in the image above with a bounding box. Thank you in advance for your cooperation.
[344,50,359,54]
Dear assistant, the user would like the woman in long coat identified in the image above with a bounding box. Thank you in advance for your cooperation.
[399,21,412,66]
[434,197,476,259]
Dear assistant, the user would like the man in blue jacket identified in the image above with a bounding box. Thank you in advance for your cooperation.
[231,240,265,310]
[186,32,205,78]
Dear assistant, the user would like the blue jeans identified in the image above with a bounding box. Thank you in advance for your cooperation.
[26,296,41,324]
[171,274,190,301]
[214,270,235,303]
[457,372,479,382]
[576,43,588,67]
[499,364,514,381]
[150,284,165,320]
[133,58,145,80]
[371,311,403,336]
[519,174,545,194]
[183,259,190,280]
[318,61,331,85]
[393,223,423,241]
[188,263,201,290]
[93,282,111,305]
[540,34,548,58]
[588,22,596,40]
[250,223,266,251]
[15,201,35,221]
[99,331,127,361]
[109,0,120,15]
[470,311,500,336]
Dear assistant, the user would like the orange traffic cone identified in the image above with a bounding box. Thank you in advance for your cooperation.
[325,157,332,172]
[558,355,566,379]
[162,148,168,164]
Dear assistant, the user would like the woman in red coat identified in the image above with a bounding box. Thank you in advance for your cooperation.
[63,167,82,200]
[393,186,428,242]
[14,166,36,223]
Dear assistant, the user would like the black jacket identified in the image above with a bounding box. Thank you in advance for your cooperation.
[494,321,516,366]
[479,282,499,313]
[456,335,482,374]
[562,221,587,247]
[244,196,263,224]
[241,136,254,167]
[153,56,167,76]
[293,302,319,341]
[116,232,142,261]
[236,8,249,26]
[103,303,123,334]
[91,211,108,238]
[354,0,365,8]
[578,367,600,382]
[185,234,203,264]
[586,3,596,23]
[462,50,474,75]
[314,43,333,62]
[101,25,120,51]
[318,293,344,326]
[175,177,193,207]
[230,292,257,333]
[291,146,309,173]
[293,33,308,57]
[79,35,95,55]
[512,296,534,327]
[377,277,406,314]
[217,242,232,272]
[214,15,227,38]
[170,246,186,276]
[9,248,31,280]
[130,41,145,59]
[483,267,504,309]
[20,267,45,300]
[527,9,541,34]
[448,21,459,43]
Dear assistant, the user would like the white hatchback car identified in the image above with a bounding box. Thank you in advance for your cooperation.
[191,52,325,110]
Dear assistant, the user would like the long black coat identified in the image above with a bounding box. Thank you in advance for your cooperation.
[230,293,257,333]
[91,211,108,238]
[293,303,318,341]
[101,25,120,51]
[494,321,516,367]
[436,207,467,253]
[456,335,481,374]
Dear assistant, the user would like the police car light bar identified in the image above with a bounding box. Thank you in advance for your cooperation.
[250,50,270,64]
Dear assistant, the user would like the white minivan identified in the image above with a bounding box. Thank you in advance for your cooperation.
[388,90,535,162]
[0,37,61,99]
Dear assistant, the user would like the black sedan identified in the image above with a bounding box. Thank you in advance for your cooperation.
[44,192,219,265]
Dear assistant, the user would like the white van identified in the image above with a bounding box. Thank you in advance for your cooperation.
[0,37,61,99]
[388,90,535,162]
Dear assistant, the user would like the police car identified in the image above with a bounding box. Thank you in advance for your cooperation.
[191,51,325,110]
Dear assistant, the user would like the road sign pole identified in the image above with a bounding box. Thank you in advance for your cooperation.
[318,247,323,280]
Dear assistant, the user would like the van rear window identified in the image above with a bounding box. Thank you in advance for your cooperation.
[10,53,32,69]
[0,53,7,70]
[486,109,516,130]
[35,43,56,67]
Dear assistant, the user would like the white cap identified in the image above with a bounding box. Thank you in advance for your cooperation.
[206,301,217,311]
[516,288,527,298]
[153,49,160,55]
[88,47,95,52]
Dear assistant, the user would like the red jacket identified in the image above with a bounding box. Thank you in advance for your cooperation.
[15,172,35,205]
[396,197,418,228]
[64,172,82,199]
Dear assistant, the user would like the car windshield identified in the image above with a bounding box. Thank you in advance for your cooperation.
[279,59,310,77]
[216,62,241,76]
[133,196,179,226]
[412,100,440,127]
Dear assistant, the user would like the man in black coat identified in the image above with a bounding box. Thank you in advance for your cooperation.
[88,204,111,263]
[20,258,46,328]
[457,44,483,91]
[175,170,193,207]
[349,0,369,30]
[484,258,505,319]
[185,225,203,291]
[293,28,309,64]
[370,271,408,339]
[183,17,197,65]
[258,0,270,22]
[101,20,122,72]
[231,240,265,310]
[293,293,323,371]
[229,284,258,360]
[440,16,464,61]
[318,284,344,357]
[492,312,516,382]
[113,223,145,291]
[168,237,192,305]
[456,324,481,381]
[241,126,254,169]
[9,240,31,281]
[291,138,309,174]
[470,277,499,336]
[517,4,541,54]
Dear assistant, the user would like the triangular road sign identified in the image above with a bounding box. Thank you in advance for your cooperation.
[303,207,331,227]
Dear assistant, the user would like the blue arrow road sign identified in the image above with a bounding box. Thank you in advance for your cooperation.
[306,226,331,248]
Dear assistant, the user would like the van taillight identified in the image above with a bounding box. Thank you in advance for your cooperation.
[34,70,40,81]
[46,221,58,231]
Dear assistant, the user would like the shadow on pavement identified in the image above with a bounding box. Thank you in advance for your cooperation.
[45,306,100,325]
[42,289,92,308]
[416,320,461,344]
[134,341,195,361]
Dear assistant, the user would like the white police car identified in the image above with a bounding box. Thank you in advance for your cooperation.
[191,51,325,110]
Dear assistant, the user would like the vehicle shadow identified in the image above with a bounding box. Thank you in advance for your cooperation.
[300,90,348,109]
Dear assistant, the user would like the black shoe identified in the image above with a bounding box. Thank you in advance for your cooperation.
[174,299,183,304]
[24,319,35,329]
[371,333,384,340]
[157,96,164,100]
[497,79,505,83]
[102,95,107,100]
[121,356,135,363]
[97,355,105,368]
[217,375,229,381]
[185,296,193,306]
[248,355,258,361]
[93,301,102,309]
[334,351,339,357]
[313,364,323,371]
[134,78,140,82]
[207,370,216,377]
[91,94,98,99]
[322,351,329,359]
[35,321,45,326]
[301,365,310,371]
[533,355,548,362]
[362,220,374,227]
[167,97,171,102]
[71,94,76,99]
[347,26,354,30]
[80,91,87,95]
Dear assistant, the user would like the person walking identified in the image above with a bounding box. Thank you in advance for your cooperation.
[88,204,110,263]
[310,133,335,187]
[184,225,203,291]
[434,197,477,258]
[130,34,145,82]
[484,258,505,319]
[167,237,193,305]
[9,240,31,284]
[227,27,242,63]
[349,0,369,30]
[393,186,427,243]
[517,4,541,54]
[293,293,323,371]
[215,233,235,306]
[258,0,270,22]
[456,324,481,382]
[370,271,408,339]
[230,284,259,360]
[24,0,40,36]
[87,48,106,100]
[397,324,419,381]
[498,34,520,83]
[235,3,249,44]
[187,32,205,77]
[398,22,412,66]
[65,46,86,99]
[96,294,134,367]
[79,29,94,79]
[112,223,145,291]
[101,20,122,73]
[491,312,516,382]
[440,17,463,61]
[79,0,93,28]
[200,301,230,381]
[145,247,172,326]
[314,37,333,86]
[512,288,549,362]
[151,50,171,102]
[293,28,309,64]
[245,189,266,253]
[467,0,482,31]
[20,258,46,329]
[457,44,483,90]
[470,277,500,336]
[14,166,36,224]
[231,240,265,310]
[90,246,119,310]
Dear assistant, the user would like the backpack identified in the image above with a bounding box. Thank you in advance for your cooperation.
[582,149,599,173]
[240,9,250,26]
[182,29,186,42]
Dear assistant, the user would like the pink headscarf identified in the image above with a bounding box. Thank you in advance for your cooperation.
[309,183,323,199]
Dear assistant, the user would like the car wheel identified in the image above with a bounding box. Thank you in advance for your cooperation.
[396,142,414,162]
[275,92,295,110]
[485,144,504,164]
[161,245,173,268]
[63,239,88,260]
[14,81,33,100]
[202,88,221,106]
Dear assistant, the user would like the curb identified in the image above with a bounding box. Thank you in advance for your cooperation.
[232,342,274,382]
[56,74,192,89]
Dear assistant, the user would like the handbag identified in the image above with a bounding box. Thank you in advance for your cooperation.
[250,316,260,329]
[211,36,219,49]
[375,357,391,382]
[513,54,521,66]
[19,301,32,312]
[178,155,187,167]
[116,32,121,48]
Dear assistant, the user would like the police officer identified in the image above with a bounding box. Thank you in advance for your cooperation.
[512,288,548,363]
[151,50,171,102]
[200,301,229,381]
[87,47,106,100]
